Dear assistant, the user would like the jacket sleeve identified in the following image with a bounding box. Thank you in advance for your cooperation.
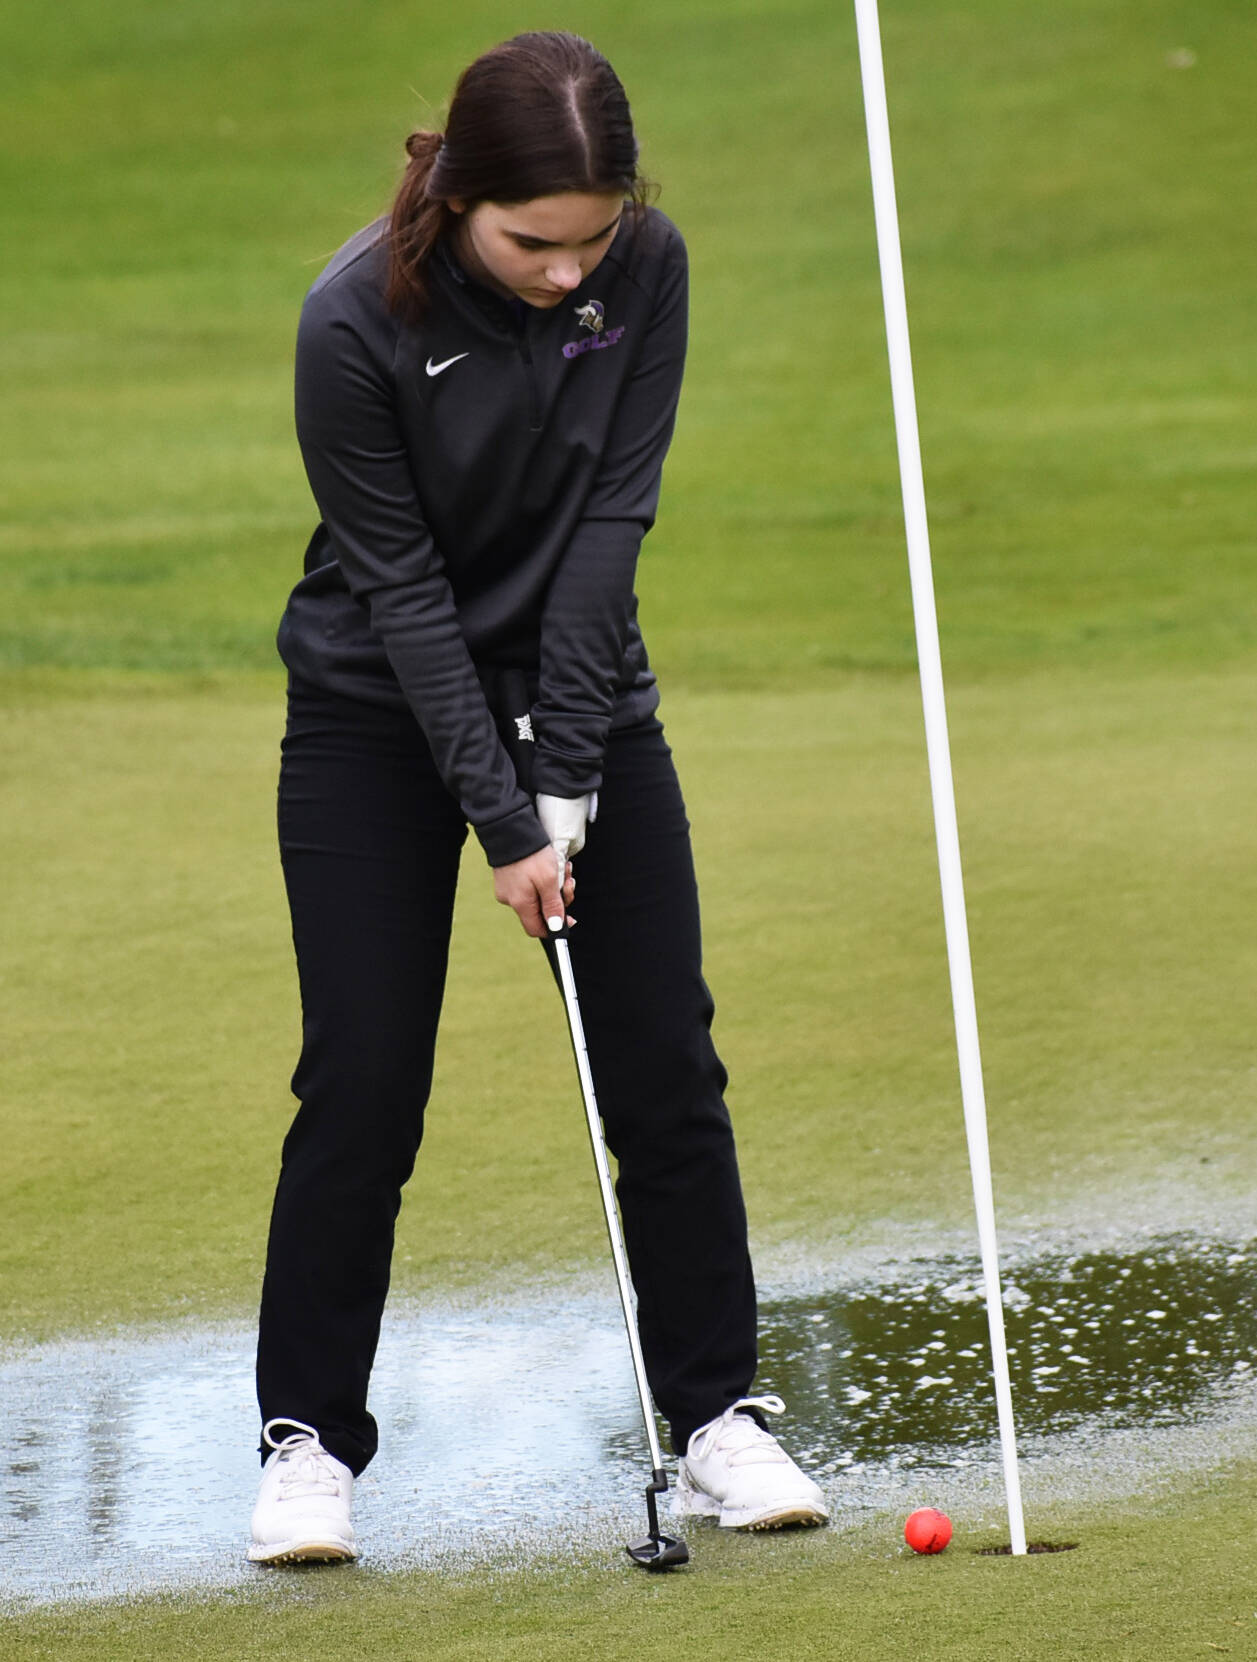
[294,279,547,866]
[530,225,689,798]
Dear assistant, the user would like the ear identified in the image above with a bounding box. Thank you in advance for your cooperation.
[447,198,467,215]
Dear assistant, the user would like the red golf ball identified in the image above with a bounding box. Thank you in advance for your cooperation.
[904,1507,952,1554]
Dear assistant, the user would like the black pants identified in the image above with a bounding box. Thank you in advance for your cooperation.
[257,677,758,1475]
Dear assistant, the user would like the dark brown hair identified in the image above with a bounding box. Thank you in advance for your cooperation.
[386,32,648,321]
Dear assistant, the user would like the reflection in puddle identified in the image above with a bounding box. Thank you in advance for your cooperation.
[1,1236,1254,1607]
[756,1239,1257,1476]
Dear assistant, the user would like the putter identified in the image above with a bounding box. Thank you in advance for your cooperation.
[551,931,689,1571]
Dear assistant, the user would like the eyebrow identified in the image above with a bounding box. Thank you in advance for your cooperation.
[508,215,622,249]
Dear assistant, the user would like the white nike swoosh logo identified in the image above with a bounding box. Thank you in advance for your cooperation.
[425,353,469,377]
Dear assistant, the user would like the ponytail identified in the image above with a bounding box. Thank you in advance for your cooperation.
[385,130,453,323]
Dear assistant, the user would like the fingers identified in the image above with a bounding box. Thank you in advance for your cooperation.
[542,840,582,930]
[541,841,566,932]
[492,846,576,939]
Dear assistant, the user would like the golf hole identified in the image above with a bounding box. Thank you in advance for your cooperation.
[975,1541,1080,1555]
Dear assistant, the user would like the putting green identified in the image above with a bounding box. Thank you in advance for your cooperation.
[3,664,1255,1339]
[5,1483,1257,1660]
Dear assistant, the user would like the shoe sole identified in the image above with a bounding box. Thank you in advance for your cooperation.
[738,1504,829,1532]
[247,1540,357,1566]
[675,1469,829,1532]
[675,1490,829,1531]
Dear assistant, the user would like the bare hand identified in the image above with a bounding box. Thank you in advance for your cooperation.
[493,846,576,938]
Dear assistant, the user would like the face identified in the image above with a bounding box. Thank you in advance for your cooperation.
[450,190,625,308]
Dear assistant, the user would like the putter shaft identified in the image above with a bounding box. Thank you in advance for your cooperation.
[553,935,688,1568]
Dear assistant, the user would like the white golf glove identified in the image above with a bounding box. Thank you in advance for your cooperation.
[536,791,598,866]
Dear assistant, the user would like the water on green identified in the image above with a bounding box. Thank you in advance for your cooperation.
[754,1237,1257,1476]
[2,1236,1253,1608]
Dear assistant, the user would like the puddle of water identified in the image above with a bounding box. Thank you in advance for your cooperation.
[0,1304,647,1608]
[754,1238,1257,1476]
[2,1234,1254,1608]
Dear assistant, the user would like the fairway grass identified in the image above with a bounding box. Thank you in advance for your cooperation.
[3,1,1254,687]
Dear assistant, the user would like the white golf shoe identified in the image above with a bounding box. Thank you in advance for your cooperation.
[675,1394,828,1531]
[248,1418,358,1565]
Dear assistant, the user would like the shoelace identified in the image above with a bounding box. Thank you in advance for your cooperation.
[690,1393,787,1463]
[262,1417,344,1499]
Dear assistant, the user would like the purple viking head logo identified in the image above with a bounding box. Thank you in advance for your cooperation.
[575,300,605,334]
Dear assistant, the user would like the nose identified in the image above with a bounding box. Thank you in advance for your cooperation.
[545,257,583,291]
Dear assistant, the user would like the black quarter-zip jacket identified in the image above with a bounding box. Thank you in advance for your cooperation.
[277,206,687,868]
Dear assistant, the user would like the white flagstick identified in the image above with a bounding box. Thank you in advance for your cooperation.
[852,0,1027,1556]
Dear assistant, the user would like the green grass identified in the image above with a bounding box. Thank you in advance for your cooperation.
[2,0,1254,680]
[2,0,1256,1654]
[5,664,1256,1338]
[6,1481,1257,1660]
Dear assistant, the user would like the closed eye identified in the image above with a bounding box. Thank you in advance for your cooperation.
[510,217,622,252]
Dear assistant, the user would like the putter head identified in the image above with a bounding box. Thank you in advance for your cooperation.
[625,1532,689,1571]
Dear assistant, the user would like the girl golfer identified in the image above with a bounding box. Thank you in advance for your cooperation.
[249,30,826,1563]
